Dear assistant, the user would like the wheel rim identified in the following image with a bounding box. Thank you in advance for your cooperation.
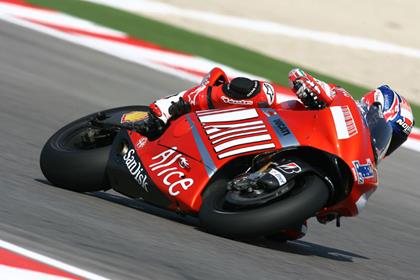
[52,106,150,151]
[213,176,309,212]
[53,125,117,151]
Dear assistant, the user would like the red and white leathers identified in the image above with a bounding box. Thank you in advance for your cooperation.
[149,67,339,125]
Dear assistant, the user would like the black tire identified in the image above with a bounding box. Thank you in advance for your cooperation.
[40,106,149,192]
[199,174,329,238]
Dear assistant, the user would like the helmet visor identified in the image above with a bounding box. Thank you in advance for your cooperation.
[366,103,393,161]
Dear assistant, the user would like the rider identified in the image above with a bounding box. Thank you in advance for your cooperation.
[141,67,414,159]
[139,67,415,239]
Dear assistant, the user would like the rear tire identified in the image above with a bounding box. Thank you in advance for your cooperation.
[40,106,149,192]
[199,174,329,238]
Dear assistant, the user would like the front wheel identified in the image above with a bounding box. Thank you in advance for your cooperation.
[40,106,149,192]
[199,174,329,238]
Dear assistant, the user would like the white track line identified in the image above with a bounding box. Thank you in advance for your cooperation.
[403,127,420,152]
[0,2,125,37]
[0,12,201,83]
[85,0,420,60]
[0,239,110,280]
[0,265,75,280]
[403,137,420,152]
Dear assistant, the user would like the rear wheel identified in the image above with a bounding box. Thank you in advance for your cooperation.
[40,106,149,192]
[199,174,329,238]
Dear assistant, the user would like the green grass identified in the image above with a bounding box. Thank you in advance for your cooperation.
[27,0,419,124]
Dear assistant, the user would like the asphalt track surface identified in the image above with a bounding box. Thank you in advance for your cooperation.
[1,21,420,280]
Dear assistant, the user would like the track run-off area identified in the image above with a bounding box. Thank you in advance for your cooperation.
[0,1,420,280]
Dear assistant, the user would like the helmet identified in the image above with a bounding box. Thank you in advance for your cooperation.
[361,85,414,159]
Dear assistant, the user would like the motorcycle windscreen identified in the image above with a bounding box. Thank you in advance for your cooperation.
[365,103,393,162]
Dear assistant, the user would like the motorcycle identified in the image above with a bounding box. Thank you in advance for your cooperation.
[40,90,380,238]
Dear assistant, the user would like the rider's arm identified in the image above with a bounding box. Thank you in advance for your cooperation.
[149,67,229,125]
[142,68,336,138]
[149,86,202,125]
[149,68,280,125]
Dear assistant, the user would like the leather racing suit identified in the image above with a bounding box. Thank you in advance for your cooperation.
[147,67,336,128]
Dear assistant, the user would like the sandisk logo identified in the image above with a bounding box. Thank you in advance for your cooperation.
[221,96,253,105]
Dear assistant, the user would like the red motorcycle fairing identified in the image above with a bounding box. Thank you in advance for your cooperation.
[127,90,378,217]
[106,129,173,208]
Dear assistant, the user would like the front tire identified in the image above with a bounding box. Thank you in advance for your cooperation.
[199,174,329,238]
[40,106,149,192]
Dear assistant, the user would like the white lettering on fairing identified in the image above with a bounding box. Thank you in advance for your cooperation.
[123,149,148,191]
[150,147,194,196]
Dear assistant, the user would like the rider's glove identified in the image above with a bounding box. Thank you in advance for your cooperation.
[150,96,192,124]
[137,112,166,140]
[294,78,327,110]
[139,97,191,140]
[288,68,335,110]
[168,97,191,120]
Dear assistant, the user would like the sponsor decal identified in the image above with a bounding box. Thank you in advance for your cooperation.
[121,111,148,123]
[352,159,375,184]
[150,147,194,196]
[136,137,147,149]
[268,168,287,186]
[330,106,358,139]
[221,96,253,105]
[197,109,275,159]
[263,108,300,147]
[186,85,206,106]
[246,81,259,97]
[278,162,302,174]
[272,118,291,136]
[396,118,412,135]
[398,98,413,135]
[198,108,258,122]
[262,83,275,105]
[123,149,148,191]
[178,157,190,170]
